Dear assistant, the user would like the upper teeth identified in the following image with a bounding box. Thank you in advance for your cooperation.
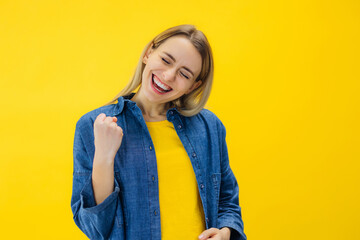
[153,75,171,91]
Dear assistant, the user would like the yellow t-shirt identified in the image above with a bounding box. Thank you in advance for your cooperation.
[145,120,206,240]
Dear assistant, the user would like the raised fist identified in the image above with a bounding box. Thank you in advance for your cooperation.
[93,113,124,161]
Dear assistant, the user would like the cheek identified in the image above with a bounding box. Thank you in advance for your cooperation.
[175,81,191,93]
[148,57,162,67]
[145,63,160,76]
[143,64,155,77]
[184,80,195,88]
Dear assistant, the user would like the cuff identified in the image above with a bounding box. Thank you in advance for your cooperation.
[80,174,120,214]
[218,222,247,240]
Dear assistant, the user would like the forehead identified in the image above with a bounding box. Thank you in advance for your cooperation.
[156,36,202,75]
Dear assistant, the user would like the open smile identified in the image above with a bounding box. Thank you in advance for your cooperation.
[151,74,173,94]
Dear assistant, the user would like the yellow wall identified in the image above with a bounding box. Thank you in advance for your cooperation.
[1,0,359,239]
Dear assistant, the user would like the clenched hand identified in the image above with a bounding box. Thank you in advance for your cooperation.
[93,113,124,161]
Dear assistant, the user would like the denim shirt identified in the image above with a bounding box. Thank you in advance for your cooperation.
[71,93,246,240]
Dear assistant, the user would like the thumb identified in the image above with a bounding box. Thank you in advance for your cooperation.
[198,228,217,240]
[112,117,117,122]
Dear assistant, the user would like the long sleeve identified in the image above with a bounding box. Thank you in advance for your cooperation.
[217,121,247,240]
[71,116,122,240]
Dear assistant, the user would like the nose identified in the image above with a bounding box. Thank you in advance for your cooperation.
[162,67,176,82]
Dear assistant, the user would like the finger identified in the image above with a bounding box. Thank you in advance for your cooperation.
[118,126,123,133]
[104,116,115,124]
[96,113,106,121]
[112,117,117,122]
[198,228,218,240]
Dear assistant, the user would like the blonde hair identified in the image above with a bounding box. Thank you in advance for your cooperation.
[102,24,214,117]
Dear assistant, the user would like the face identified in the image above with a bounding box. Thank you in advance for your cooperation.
[138,35,203,105]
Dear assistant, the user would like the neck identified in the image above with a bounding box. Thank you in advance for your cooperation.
[131,92,170,121]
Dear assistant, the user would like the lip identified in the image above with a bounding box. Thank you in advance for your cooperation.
[153,74,172,90]
[150,74,172,95]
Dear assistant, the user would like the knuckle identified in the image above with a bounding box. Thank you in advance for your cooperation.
[97,113,105,118]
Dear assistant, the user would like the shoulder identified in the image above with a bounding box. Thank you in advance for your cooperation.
[186,108,226,136]
[197,108,221,122]
[199,108,225,128]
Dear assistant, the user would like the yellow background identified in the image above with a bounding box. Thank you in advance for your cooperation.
[1,0,359,239]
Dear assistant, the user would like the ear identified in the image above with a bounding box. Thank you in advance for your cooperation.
[185,80,203,94]
[143,44,154,64]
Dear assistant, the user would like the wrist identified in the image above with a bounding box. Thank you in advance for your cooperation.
[94,151,115,165]
[220,227,231,239]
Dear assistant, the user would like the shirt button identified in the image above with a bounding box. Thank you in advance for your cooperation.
[154,210,158,216]
[152,176,155,182]
[192,152,197,158]
[200,184,204,189]
[177,125,182,129]
[149,146,153,151]
[206,218,209,222]
[196,162,200,169]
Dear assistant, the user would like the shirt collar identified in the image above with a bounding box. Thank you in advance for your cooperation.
[113,92,181,118]
[113,93,136,116]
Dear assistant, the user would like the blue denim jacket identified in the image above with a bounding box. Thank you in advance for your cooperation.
[71,93,246,240]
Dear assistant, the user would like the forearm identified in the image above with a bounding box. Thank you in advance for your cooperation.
[71,115,123,239]
[92,153,115,205]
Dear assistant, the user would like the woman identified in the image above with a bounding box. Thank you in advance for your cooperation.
[71,24,246,240]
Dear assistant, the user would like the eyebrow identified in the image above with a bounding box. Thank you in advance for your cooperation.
[163,51,195,77]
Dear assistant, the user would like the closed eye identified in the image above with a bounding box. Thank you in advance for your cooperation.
[161,58,170,64]
[161,57,189,79]
[180,72,189,79]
